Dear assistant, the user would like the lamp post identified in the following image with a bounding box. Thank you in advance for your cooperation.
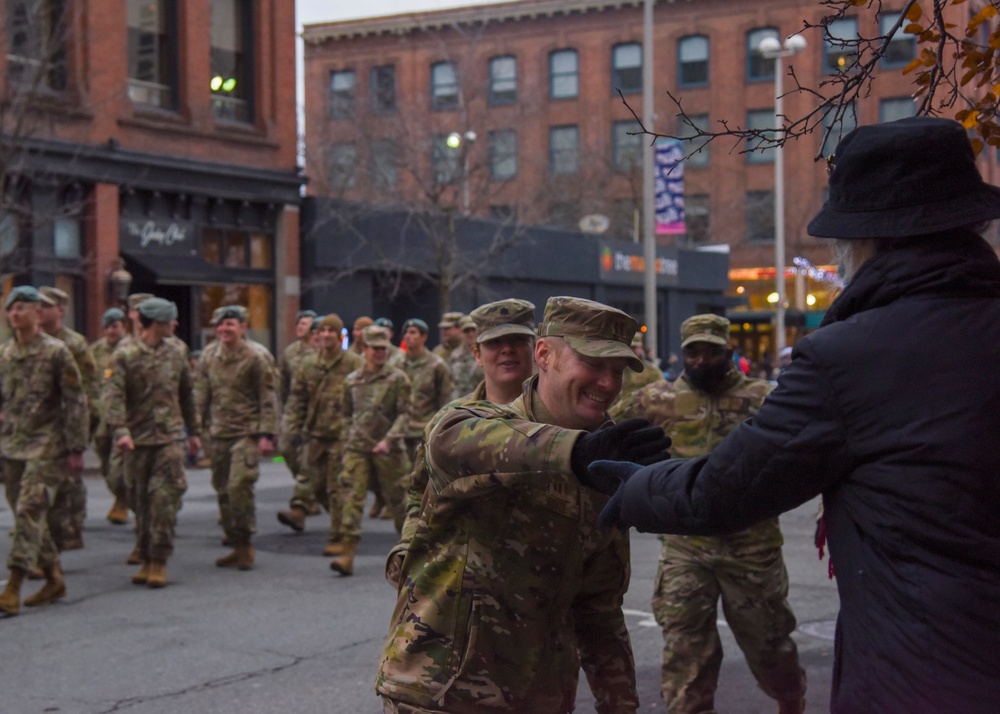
[108,256,133,308]
[758,33,806,357]
[446,130,477,214]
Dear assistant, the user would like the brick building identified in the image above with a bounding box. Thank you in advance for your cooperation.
[1,0,302,349]
[302,0,999,357]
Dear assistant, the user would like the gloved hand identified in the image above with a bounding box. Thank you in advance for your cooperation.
[384,541,408,590]
[589,460,641,530]
[571,418,671,493]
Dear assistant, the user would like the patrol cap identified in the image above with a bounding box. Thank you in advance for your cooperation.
[353,316,373,331]
[402,317,429,334]
[438,311,465,329]
[680,314,731,349]
[39,286,69,307]
[102,307,126,328]
[374,317,393,330]
[630,332,644,349]
[127,293,154,311]
[4,285,43,311]
[316,313,344,333]
[471,298,536,343]
[538,296,643,372]
[296,309,317,322]
[216,305,248,324]
[363,325,391,348]
[138,297,178,323]
[459,316,477,332]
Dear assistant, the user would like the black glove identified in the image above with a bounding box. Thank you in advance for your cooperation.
[589,460,642,529]
[571,418,671,493]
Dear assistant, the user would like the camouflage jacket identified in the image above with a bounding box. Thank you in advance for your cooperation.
[376,375,638,714]
[92,334,133,433]
[386,344,406,371]
[52,325,100,411]
[283,347,361,440]
[278,338,313,405]
[402,350,453,439]
[447,344,483,401]
[104,337,200,445]
[431,336,461,360]
[342,365,411,452]
[0,332,89,460]
[613,360,663,414]
[196,341,278,439]
[615,369,782,549]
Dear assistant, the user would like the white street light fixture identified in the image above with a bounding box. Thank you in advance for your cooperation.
[758,33,806,357]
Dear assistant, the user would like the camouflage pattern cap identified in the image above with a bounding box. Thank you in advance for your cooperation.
[4,285,43,310]
[538,296,643,372]
[127,293,154,310]
[438,311,465,328]
[459,315,477,331]
[316,313,344,333]
[363,325,391,348]
[296,309,317,322]
[138,297,178,323]
[403,318,429,334]
[680,313,730,349]
[39,286,69,307]
[630,332,644,349]
[102,307,127,327]
[472,298,536,343]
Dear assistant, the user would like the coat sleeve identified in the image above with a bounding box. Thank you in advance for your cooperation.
[59,347,89,453]
[179,357,201,437]
[255,353,279,436]
[283,363,308,436]
[104,351,130,442]
[619,342,848,535]
[385,374,411,442]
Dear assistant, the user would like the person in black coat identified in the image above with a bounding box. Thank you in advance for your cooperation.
[592,116,1000,714]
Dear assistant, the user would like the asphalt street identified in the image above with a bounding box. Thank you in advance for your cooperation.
[0,457,839,714]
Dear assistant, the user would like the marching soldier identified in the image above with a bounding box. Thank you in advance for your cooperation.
[278,310,316,499]
[447,315,483,399]
[399,318,452,460]
[91,308,133,524]
[431,311,464,359]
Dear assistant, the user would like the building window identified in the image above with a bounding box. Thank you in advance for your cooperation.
[330,70,355,119]
[327,143,357,189]
[488,55,517,105]
[549,49,579,99]
[677,113,710,167]
[488,130,517,180]
[431,135,459,184]
[54,218,81,258]
[612,120,642,171]
[549,125,579,175]
[126,0,175,107]
[820,106,857,155]
[747,27,779,81]
[371,65,396,114]
[678,35,709,87]
[685,194,710,245]
[612,43,642,94]
[7,0,68,91]
[746,191,775,242]
[210,0,253,123]
[881,12,916,66]
[431,61,459,111]
[825,18,858,73]
[746,109,776,164]
[879,97,917,123]
[372,139,398,188]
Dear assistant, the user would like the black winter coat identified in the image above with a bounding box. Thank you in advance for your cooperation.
[619,230,1000,713]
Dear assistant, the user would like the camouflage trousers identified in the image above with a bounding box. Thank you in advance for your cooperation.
[382,698,450,714]
[210,436,260,546]
[280,431,303,482]
[652,527,806,713]
[49,465,86,549]
[3,458,62,571]
[292,437,347,541]
[124,442,188,562]
[95,433,127,502]
[340,447,410,542]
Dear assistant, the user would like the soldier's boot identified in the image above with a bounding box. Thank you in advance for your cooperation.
[306,502,322,516]
[62,534,84,551]
[24,561,66,607]
[777,698,805,714]
[26,566,44,580]
[236,544,255,571]
[145,560,167,589]
[329,541,358,576]
[277,507,307,532]
[367,496,384,519]
[106,499,129,525]
[215,549,239,568]
[125,546,143,565]
[0,567,26,616]
[379,507,393,520]
[322,539,345,557]
[131,562,151,585]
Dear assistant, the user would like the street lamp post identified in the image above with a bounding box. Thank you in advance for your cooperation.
[447,130,477,214]
[758,33,806,357]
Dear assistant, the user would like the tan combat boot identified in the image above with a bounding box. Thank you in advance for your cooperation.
[216,544,255,571]
[24,561,66,607]
[106,499,129,525]
[125,546,143,565]
[322,540,345,557]
[131,561,151,585]
[26,566,44,580]
[0,567,26,616]
[329,541,358,576]
[61,535,84,551]
[145,560,167,588]
[276,507,307,532]
[367,496,384,519]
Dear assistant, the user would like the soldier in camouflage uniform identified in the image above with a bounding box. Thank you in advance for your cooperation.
[373,317,406,370]
[615,332,664,410]
[447,315,483,399]
[278,309,316,497]
[400,318,452,460]
[329,325,411,576]
[376,296,672,714]
[91,308,133,525]
[350,316,372,356]
[39,286,99,551]
[104,298,201,588]
[0,287,89,616]
[431,311,464,360]
[277,313,361,554]
[613,314,806,714]
[195,306,278,571]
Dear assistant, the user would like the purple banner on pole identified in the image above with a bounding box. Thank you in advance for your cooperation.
[655,138,685,235]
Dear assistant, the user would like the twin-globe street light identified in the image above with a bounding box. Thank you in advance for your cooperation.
[757,33,806,357]
[446,130,477,214]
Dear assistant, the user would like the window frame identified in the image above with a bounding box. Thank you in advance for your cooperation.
[676,113,710,168]
[678,34,709,87]
[548,125,580,175]
[880,12,916,67]
[745,190,775,243]
[488,55,517,105]
[370,64,396,114]
[329,69,356,119]
[209,0,255,123]
[746,27,779,82]
[825,17,858,74]
[611,120,642,171]
[745,108,777,164]
[8,0,69,93]
[549,49,579,100]
[430,61,459,111]
[326,142,358,190]
[488,129,518,181]
[611,42,642,94]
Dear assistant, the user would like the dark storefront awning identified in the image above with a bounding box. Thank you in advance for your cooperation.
[124,252,271,286]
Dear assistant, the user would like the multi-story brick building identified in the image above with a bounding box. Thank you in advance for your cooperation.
[1,0,302,349]
[302,0,998,357]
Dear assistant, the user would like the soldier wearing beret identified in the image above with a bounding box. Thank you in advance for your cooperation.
[376,296,671,713]
[195,306,278,571]
[91,308,133,525]
[400,318,452,461]
[612,314,805,714]
[0,287,89,615]
[431,311,464,360]
[103,298,201,588]
[446,315,483,400]
[277,309,317,497]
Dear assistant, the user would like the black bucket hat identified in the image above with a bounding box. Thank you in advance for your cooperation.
[807,116,1000,239]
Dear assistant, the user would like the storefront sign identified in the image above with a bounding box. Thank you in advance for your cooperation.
[119,218,194,256]
[599,240,680,286]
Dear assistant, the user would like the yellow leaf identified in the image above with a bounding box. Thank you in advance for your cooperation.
[961,111,979,129]
[904,3,923,21]
[902,58,923,75]
[956,108,971,121]
[904,22,924,35]
[979,5,998,19]
[992,81,1000,95]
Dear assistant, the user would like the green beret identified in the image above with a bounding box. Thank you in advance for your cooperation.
[4,285,42,311]
[138,297,178,323]
[216,305,247,324]
[102,308,126,328]
[310,315,325,332]
[402,318,429,334]
[374,317,393,329]
[296,309,317,322]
